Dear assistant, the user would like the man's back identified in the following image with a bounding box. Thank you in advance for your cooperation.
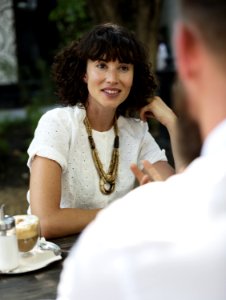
[57,120,226,300]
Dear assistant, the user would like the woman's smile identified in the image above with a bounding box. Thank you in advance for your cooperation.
[101,88,122,97]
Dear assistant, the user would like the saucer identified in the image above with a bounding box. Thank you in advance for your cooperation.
[0,241,62,274]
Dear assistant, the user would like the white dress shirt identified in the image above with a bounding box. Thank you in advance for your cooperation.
[57,120,226,300]
[27,106,166,210]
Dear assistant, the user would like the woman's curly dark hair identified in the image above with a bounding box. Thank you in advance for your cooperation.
[52,23,157,117]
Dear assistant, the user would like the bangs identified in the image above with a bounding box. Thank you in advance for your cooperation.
[87,39,136,63]
[82,24,141,64]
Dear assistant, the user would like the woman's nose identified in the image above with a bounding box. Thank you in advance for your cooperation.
[106,69,118,84]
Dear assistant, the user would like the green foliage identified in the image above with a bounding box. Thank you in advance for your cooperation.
[0,108,43,186]
[18,58,56,107]
[0,118,30,159]
[25,104,43,133]
[49,0,93,45]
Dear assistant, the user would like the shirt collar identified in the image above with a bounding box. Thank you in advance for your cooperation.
[201,119,226,156]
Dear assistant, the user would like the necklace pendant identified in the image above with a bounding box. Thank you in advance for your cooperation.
[100,178,115,195]
[105,174,113,183]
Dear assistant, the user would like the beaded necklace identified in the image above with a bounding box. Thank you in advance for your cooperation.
[84,116,119,195]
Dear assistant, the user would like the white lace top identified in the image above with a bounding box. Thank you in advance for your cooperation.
[27,106,167,209]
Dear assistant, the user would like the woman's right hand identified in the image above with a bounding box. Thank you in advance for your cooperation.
[140,96,177,131]
[131,160,166,186]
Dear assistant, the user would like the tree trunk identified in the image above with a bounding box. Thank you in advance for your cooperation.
[86,0,163,67]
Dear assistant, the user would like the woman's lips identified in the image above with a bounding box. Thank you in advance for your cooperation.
[101,88,121,96]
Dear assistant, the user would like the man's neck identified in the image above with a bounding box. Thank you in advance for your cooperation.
[199,87,226,141]
[196,61,226,141]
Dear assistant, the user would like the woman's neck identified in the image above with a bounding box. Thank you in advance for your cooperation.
[85,103,116,132]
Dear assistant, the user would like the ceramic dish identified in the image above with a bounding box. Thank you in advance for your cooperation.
[0,241,62,274]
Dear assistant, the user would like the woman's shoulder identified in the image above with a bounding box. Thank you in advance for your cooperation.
[118,116,149,136]
[33,105,86,144]
[39,105,85,124]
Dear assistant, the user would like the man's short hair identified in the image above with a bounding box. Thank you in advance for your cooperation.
[178,0,226,58]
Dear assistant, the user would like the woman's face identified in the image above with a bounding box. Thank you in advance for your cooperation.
[84,59,134,111]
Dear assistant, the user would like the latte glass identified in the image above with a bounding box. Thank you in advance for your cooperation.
[14,215,40,256]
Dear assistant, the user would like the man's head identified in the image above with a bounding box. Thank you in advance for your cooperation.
[178,0,226,58]
[175,0,226,140]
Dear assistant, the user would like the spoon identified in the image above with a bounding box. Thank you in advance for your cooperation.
[38,238,62,256]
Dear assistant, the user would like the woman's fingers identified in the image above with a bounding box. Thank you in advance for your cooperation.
[140,174,150,185]
[130,163,150,185]
[130,163,144,183]
[140,96,163,122]
[140,96,176,128]
[142,160,164,181]
[131,160,165,186]
[140,106,154,122]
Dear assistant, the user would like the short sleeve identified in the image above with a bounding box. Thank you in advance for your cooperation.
[27,108,71,172]
[138,123,167,167]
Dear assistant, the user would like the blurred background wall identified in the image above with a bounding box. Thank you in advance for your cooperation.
[0,0,18,85]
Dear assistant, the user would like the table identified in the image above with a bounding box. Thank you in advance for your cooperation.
[0,234,80,300]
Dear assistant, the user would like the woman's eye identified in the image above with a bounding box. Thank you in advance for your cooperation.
[96,63,107,69]
[119,65,130,72]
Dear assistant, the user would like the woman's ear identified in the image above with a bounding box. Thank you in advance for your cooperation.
[83,74,87,83]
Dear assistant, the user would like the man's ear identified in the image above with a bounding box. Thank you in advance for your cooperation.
[174,22,202,83]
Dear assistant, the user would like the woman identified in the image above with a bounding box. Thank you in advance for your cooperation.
[27,23,176,238]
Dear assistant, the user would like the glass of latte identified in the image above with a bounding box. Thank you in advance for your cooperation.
[14,215,40,257]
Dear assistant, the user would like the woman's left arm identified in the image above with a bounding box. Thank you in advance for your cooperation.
[140,96,184,173]
[131,96,181,185]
